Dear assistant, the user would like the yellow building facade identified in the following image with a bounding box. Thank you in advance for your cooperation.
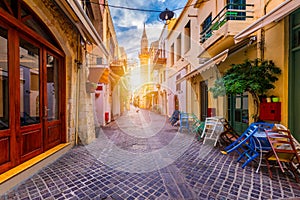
[177,0,300,137]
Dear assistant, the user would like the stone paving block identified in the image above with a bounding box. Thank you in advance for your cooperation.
[2,109,300,199]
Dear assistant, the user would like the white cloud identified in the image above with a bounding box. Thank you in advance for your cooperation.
[108,0,187,59]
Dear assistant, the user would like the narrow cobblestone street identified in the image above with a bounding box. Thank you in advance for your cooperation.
[1,107,300,200]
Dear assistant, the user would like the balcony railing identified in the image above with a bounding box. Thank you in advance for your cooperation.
[153,49,167,66]
[200,3,254,43]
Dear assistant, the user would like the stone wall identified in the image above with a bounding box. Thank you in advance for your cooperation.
[23,0,97,145]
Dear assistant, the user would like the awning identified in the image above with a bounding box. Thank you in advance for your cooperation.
[234,0,300,43]
[176,49,229,83]
[54,0,109,57]
[110,65,125,76]
[88,66,109,84]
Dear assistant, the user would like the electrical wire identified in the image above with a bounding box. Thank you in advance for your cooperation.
[81,0,201,13]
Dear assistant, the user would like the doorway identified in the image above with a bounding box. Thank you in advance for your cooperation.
[228,93,249,133]
[289,9,300,141]
[200,81,208,121]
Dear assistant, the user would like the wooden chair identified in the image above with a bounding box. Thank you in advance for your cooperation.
[218,118,240,147]
[264,129,300,182]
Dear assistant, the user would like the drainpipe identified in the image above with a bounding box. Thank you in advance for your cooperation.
[258,0,272,60]
[75,35,83,145]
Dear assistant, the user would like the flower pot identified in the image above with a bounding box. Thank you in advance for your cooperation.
[272,97,279,102]
[266,97,271,103]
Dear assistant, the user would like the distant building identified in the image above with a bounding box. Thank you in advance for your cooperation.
[139,24,150,83]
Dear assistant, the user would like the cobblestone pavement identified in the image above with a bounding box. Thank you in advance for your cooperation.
[1,108,300,200]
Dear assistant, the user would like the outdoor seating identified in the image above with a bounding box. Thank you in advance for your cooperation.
[170,110,180,126]
[218,118,240,147]
[264,129,300,182]
[221,123,260,168]
[251,122,275,152]
[200,117,224,146]
[221,122,277,169]
[179,112,190,132]
[190,114,205,140]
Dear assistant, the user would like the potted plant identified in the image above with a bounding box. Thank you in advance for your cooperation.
[210,59,281,121]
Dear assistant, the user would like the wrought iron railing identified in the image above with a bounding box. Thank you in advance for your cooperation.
[200,3,254,43]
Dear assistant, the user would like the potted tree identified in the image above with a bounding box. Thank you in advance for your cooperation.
[210,59,281,121]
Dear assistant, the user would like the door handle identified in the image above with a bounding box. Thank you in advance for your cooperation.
[43,106,49,119]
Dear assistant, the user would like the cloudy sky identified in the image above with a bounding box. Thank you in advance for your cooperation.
[108,0,188,60]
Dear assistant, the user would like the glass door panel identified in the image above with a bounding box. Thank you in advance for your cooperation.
[0,26,11,173]
[44,52,61,150]
[46,53,59,121]
[0,27,8,130]
[228,93,249,133]
[19,38,40,126]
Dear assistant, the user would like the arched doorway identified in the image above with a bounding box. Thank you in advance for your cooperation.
[0,1,66,173]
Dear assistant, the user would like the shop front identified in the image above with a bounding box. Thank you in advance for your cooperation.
[0,1,66,174]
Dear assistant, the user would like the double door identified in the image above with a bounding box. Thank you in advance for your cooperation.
[0,26,64,174]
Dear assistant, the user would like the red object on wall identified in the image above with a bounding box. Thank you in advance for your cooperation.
[260,102,281,121]
[207,108,216,117]
[96,85,103,91]
[105,112,109,122]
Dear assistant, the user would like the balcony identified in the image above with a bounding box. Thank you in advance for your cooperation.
[110,59,126,76]
[200,3,254,52]
[152,49,167,70]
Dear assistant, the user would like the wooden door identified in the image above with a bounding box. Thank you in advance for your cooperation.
[18,36,43,163]
[200,81,208,121]
[0,24,16,173]
[43,52,63,150]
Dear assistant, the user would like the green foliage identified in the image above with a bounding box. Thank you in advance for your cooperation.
[210,59,281,98]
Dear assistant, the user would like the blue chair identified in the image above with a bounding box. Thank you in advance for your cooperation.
[179,112,190,132]
[222,122,274,168]
[221,123,260,168]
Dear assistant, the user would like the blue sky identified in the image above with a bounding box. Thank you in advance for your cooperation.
[108,0,188,60]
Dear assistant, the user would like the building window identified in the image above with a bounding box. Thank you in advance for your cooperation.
[170,43,174,66]
[176,74,181,91]
[184,21,191,53]
[176,34,181,61]
[202,14,212,32]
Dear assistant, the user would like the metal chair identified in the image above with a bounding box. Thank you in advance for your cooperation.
[190,114,204,136]
[265,129,300,182]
